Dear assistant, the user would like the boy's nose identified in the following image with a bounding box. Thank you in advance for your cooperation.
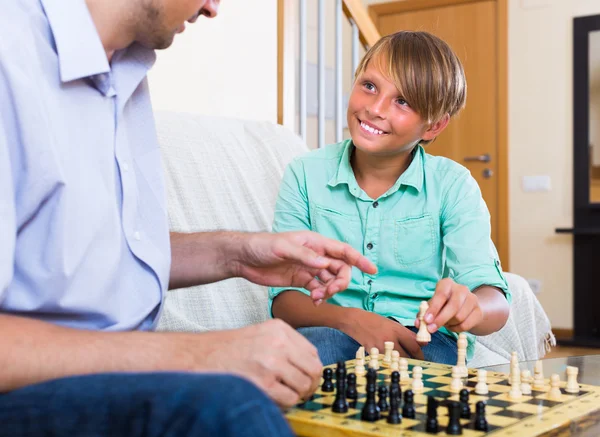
[367,98,387,118]
[201,0,220,18]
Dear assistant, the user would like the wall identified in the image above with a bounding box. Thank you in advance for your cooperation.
[148,0,278,123]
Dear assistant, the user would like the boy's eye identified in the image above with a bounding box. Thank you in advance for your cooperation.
[363,81,376,91]
[396,98,409,106]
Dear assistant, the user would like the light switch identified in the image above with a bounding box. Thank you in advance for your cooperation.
[522,175,551,192]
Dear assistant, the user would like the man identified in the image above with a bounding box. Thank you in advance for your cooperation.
[0,0,377,435]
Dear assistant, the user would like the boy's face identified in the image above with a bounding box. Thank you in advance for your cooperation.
[347,61,444,156]
[136,0,220,49]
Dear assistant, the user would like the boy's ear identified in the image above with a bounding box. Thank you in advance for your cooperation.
[421,114,450,141]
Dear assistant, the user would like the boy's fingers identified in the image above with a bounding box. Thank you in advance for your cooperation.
[425,280,453,323]
[433,290,466,329]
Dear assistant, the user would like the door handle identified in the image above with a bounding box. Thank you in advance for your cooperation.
[464,153,491,163]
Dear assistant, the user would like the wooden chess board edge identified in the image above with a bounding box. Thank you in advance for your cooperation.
[290,417,377,437]
[539,405,600,437]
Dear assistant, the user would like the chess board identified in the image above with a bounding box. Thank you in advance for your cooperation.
[285,358,600,436]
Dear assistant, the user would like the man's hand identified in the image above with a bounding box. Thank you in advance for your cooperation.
[339,309,424,360]
[201,319,322,408]
[234,231,377,303]
[416,278,483,334]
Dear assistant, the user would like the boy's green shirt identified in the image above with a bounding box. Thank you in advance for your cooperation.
[269,140,510,360]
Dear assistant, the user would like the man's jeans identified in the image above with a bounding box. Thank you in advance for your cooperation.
[0,373,293,437]
[299,326,458,366]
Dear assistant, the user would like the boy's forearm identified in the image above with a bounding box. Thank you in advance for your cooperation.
[272,290,353,331]
[470,286,510,336]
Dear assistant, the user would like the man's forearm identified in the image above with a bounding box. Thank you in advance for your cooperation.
[470,286,510,336]
[169,231,245,290]
[272,290,353,331]
[0,313,222,392]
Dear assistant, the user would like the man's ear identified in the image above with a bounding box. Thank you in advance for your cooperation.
[421,114,450,141]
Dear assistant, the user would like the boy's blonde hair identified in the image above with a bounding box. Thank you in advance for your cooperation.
[354,31,466,129]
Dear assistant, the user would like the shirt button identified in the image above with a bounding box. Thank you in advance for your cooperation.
[373,201,379,208]
[367,242,374,250]
[368,279,373,285]
[372,293,378,299]
[122,162,129,172]
[134,231,141,241]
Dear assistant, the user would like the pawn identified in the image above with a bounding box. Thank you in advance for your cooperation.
[369,347,380,370]
[566,366,580,394]
[346,373,358,400]
[475,369,489,395]
[450,366,463,392]
[377,385,390,412]
[548,374,562,400]
[399,358,410,382]
[533,360,545,390]
[411,366,424,392]
[459,388,471,419]
[383,341,394,365]
[386,388,402,424]
[390,350,400,371]
[321,368,334,392]
[416,301,431,342]
[402,389,416,419]
[425,396,439,433]
[474,401,489,432]
[520,370,532,395]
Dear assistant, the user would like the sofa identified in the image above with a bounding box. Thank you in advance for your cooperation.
[154,110,555,368]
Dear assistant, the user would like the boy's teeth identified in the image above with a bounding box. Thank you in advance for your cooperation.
[361,121,383,135]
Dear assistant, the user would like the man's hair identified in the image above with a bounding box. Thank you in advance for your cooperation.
[354,31,467,127]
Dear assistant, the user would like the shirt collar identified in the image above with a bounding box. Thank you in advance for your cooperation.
[41,0,110,82]
[328,140,424,197]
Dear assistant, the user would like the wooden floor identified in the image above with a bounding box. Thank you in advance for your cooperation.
[544,345,600,359]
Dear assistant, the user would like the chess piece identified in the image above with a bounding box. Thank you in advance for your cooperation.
[566,366,580,394]
[475,369,489,395]
[355,357,366,376]
[425,396,439,433]
[321,368,334,392]
[399,358,410,383]
[390,371,401,404]
[411,366,424,392]
[377,385,389,412]
[369,347,380,370]
[509,363,522,399]
[509,351,518,385]
[332,362,349,413]
[456,333,468,377]
[459,389,471,419]
[474,401,489,432]
[520,370,532,395]
[416,301,431,342]
[402,389,416,419]
[548,373,562,400]
[450,366,463,392]
[386,388,402,424]
[383,341,394,364]
[446,401,463,435]
[361,368,380,422]
[346,373,358,400]
[533,360,545,390]
[356,346,365,359]
[390,350,400,371]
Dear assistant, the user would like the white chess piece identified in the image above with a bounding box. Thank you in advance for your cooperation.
[411,366,424,392]
[520,370,532,395]
[383,341,394,365]
[456,333,468,377]
[475,369,489,395]
[509,363,522,399]
[369,347,379,370]
[533,360,545,390]
[416,301,431,343]
[548,374,562,400]
[450,366,463,392]
[509,352,518,385]
[566,366,580,394]
[390,351,400,371]
[399,358,410,383]
[356,346,365,360]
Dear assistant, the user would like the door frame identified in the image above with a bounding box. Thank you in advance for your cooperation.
[368,0,510,270]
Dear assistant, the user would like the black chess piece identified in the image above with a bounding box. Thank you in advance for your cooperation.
[332,362,348,413]
[474,401,489,432]
[390,370,401,403]
[425,396,439,434]
[446,401,463,435]
[377,385,389,412]
[386,387,402,424]
[361,368,380,422]
[402,389,416,419]
[346,373,358,400]
[321,368,334,392]
[459,388,471,419]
